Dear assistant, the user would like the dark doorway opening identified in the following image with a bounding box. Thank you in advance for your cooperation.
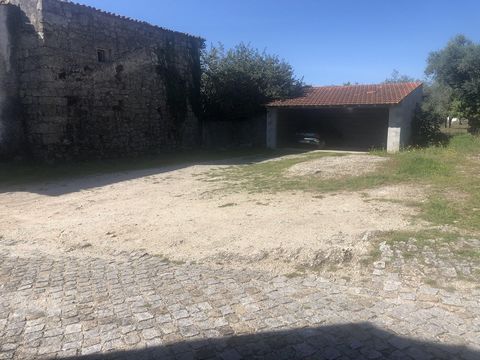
[276,107,389,151]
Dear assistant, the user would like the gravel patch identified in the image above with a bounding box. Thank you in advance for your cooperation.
[286,155,388,179]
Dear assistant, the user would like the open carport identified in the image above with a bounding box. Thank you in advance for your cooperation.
[266,82,423,152]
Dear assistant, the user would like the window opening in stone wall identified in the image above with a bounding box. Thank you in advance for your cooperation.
[97,49,107,63]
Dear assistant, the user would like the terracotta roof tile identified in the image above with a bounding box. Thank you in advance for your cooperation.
[268,82,423,108]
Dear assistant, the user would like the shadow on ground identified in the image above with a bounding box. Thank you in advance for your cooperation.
[57,323,477,360]
[0,148,313,196]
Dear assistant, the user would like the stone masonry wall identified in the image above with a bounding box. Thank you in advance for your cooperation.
[0,5,15,158]
[0,0,203,161]
[0,3,41,159]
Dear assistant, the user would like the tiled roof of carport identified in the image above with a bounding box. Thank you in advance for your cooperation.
[267,82,423,108]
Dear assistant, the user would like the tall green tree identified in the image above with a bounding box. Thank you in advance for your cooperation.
[201,43,304,122]
[423,82,454,123]
[426,35,480,132]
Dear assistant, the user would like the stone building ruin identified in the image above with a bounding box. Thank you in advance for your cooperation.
[0,0,204,161]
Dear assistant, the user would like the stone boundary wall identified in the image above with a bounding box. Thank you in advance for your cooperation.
[0,3,38,159]
[0,0,43,33]
[202,116,267,149]
[0,5,13,158]
[0,0,204,161]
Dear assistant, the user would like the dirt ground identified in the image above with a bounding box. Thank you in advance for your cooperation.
[286,154,388,178]
[0,154,425,275]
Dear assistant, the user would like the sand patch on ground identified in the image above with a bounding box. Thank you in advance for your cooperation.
[0,156,423,274]
[363,184,430,202]
[286,154,388,179]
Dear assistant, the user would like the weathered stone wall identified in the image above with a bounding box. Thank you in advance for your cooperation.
[0,0,203,161]
[0,0,43,33]
[0,5,13,158]
[202,116,266,149]
[0,3,39,159]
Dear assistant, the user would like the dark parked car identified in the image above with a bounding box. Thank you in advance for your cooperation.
[295,132,326,149]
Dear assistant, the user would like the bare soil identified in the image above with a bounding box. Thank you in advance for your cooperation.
[286,154,388,179]
[0,154,427,276]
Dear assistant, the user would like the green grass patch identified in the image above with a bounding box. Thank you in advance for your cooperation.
[454,248,480,260]
[207,134,480,233]
[208,143,460,195]
[379,229,460,247]
[422,196,461,225]
[395,155,451,178]
[207,151,395,194]
[448,132,480,152]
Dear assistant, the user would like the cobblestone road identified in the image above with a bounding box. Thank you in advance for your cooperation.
[0,241,479,360]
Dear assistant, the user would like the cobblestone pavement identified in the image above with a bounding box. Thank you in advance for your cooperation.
[0,241,479,360]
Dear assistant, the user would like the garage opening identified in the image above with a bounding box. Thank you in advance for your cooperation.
[266,82,424,153]
[276,107,389,151]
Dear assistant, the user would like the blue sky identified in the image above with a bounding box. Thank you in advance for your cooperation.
[79,0,480,86]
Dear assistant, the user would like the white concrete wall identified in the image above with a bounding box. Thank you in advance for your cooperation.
[387,86,423,153]
[266,107,278,149]
[387,106,402,153]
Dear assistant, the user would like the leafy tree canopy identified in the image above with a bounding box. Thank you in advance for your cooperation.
[201,43,304,122]
[422,82,453,119]
[426,35,480,131]
[384,69,418,84]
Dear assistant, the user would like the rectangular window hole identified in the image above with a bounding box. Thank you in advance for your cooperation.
[97,49,106,63]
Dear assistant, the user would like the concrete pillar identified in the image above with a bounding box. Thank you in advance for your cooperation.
[266,107,278,149]
[387,85,423,153]
[387,105,403,153]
